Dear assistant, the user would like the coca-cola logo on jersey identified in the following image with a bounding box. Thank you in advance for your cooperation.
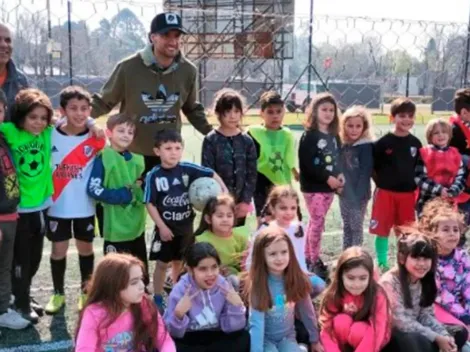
[162,193,189,207]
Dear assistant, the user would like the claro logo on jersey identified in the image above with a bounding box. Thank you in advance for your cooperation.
[161,193,191,221]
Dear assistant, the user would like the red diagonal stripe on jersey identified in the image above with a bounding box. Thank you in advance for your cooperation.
[52,137,106,202]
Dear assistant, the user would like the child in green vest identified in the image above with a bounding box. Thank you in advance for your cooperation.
[247,91,299,225]
[87,113,149,286]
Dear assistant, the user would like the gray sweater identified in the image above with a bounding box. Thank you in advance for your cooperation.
[380,270,449,342]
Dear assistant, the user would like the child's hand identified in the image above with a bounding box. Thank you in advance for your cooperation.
[158,224,174,242]
[90,124,105,139]
[135,179,143,188]
[441,188,449,198]
[174,287,199,319]
[435,335,456,352]
[219,266,230,277]
[327,176,342,189]
[310,342,324,352]
[236,202,251,218]
[219,284,244,307]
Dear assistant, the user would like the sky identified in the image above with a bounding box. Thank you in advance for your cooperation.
[1,0,469,59]
[301,0,470,23]
[3,0,469,27]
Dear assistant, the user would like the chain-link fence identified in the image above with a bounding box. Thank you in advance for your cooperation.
[2,0,469,112]
[2,0,469,255]
[0,1,468,262]
[1,1,469,347]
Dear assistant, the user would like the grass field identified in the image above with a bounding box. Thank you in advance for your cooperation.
[0,121,429,351]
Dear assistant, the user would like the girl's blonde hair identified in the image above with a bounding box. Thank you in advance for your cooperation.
[339,105,374,143]
[424,118,452,145]
[419,198,466,245]
[304,92,340,135]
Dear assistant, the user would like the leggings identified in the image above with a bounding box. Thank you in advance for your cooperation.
[303,192,334,263]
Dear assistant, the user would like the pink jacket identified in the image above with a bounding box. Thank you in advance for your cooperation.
[320,291,390,352]
[76,299,175,352]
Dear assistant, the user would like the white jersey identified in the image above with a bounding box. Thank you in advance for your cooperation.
[48,128,105,218]
[245,220,308,272]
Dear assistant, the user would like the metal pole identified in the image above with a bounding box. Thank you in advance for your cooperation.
[46,0,53,77]
[67,0,73,85]
[406,68,410,97]
[464,5,470,87]
[306,0,314,99]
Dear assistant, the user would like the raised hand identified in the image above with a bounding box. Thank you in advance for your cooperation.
[174,287,199,319]
[219,283,244,307]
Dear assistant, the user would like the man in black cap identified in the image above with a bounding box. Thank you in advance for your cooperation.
[90,12,213,173]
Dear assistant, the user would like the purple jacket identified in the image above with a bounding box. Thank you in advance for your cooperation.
[163,273,247,338]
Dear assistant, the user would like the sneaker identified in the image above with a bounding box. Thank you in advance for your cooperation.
[78,294,87,312]
[30,297,44,316]
[378,263,390,274]
[45,294,65,314]
[312,259,330,284]
[17,307,39,324]
[0,309,30,329]
[153,294,166,314]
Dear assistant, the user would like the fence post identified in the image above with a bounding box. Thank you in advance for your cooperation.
[405,69,410,97]
[67,0,73,86]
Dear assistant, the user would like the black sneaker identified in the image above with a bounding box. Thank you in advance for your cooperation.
[30,297,44,317]
[17,307,39,324]
[312,259,330,284]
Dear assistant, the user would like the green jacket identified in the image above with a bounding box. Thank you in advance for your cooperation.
[91,45,212,156]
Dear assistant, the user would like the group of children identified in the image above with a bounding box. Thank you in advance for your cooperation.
[1,82,470,352]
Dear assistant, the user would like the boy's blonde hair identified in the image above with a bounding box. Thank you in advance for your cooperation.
[339,105,374,143]
[424,118,452,145]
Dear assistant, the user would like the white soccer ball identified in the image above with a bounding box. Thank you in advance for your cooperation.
[188,177,222,211]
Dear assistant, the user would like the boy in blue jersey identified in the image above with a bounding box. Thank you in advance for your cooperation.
[145,129,227,311]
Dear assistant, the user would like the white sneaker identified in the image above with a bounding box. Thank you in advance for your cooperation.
[0,308,31,329]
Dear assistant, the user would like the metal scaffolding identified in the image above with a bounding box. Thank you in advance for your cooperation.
[164,0,294,108]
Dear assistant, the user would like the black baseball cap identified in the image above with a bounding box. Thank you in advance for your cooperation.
[150,12,187,34]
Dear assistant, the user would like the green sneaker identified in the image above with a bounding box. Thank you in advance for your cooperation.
[45,294,65,314]
[78,294,87,312]
[378,263,390,274]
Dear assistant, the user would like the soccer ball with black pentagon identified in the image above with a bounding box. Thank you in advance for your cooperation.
[19,149,44,177]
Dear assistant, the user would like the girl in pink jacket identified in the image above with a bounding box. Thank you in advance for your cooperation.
[319,247,391,352]
[75,253,175,352]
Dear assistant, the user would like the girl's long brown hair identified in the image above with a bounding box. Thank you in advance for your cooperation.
[320,247,389,321]
[304,92,340,135]
[243,225,311,311]
[320,247,391,350]
[76,253,160,350]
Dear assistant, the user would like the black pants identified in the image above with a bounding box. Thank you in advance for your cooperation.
[103,233,149,286]
[173,329,250,352]
[382,326,468,352]
[12,210,46,310]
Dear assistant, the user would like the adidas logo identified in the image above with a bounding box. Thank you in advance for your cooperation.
[86,224,94,231]
[52,146,59,153]
[141,84,179,115]
[172,178,181,186]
